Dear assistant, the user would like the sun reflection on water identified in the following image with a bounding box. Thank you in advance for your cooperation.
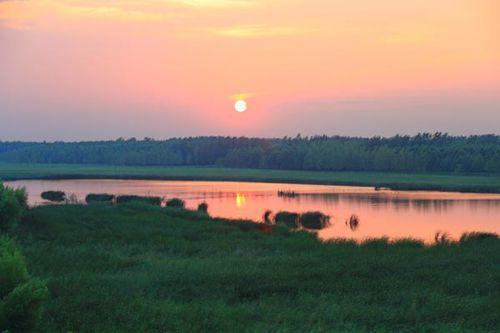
[236,193,246,208]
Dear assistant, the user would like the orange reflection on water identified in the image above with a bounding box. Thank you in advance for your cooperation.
[6,179,500,243]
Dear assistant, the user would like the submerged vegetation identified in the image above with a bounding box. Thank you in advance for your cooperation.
[277,190,298,198]
[6,203,499,332]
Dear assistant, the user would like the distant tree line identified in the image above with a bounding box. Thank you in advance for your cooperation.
[1,133,499,173]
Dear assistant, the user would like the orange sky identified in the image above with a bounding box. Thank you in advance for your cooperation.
[1,0,499,140]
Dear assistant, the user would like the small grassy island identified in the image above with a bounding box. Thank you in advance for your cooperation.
[3,200,499,332]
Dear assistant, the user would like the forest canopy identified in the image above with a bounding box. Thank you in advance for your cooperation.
[0,133,499,173]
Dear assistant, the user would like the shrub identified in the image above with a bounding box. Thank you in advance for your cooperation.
[13,187,28,210]
[299,211,330,230]
[0,236,48,332]
[0,236,29,298]
[85,193,115,204]
[197,202,208,213]
[116,195,162,206]
[40,191,66,202]
[0,182,28,231]
[166,198,185,208]
[274,211,299,228]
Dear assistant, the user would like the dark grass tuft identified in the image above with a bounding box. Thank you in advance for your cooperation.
[459,232,498,243]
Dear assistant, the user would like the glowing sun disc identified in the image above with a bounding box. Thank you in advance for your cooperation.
[234,100,247,112]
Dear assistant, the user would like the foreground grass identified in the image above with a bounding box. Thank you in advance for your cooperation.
[12,204,500,332]
[1,163,500,193]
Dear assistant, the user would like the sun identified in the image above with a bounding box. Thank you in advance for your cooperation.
[234,100,247,113]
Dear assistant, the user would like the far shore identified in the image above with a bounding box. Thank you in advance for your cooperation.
[1,163,500,194]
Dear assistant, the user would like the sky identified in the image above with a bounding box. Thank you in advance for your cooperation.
[1,0,499,141]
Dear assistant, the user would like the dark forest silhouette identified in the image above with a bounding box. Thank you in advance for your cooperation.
[1,133,499,173]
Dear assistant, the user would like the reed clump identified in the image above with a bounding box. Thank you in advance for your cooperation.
[166,198,185,208]
[41,191,66,202]
[299,211,330,229]
[197,202,208,214]
[274,211,299,228]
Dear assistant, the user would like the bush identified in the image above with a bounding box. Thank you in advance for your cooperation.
[0,236,48,332]
[299,211,330,229]
[0,236,29,298]
[274,211,299,228]
[197,202,208,213]
[41,191,66,202]
[166,198,185,208]
[116,195,162,206]
[0,182,28,231]
[85,193,115,204]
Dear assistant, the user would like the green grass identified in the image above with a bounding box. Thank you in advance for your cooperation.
[1,163,500,193]
[11,204,500,332]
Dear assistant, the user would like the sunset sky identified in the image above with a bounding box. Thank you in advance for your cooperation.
[1,0,499,140]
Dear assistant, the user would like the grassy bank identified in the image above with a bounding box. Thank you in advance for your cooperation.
[1,163,500,193]
[12,203,500,332]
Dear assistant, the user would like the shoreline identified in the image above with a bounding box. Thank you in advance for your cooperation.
[1,163,500,194]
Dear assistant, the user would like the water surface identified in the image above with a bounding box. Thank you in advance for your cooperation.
[6,179,500,243]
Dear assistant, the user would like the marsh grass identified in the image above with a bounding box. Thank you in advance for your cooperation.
[116,195,162,206]
[459,232,498,243]
[12,204,500,332]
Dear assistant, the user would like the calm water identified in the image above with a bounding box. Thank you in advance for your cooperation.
[6,179,500,242]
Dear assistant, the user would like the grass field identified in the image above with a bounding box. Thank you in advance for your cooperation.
[1,163,500,193]
[11,203,500,332]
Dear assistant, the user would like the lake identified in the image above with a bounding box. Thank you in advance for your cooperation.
[6,179,500,243]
